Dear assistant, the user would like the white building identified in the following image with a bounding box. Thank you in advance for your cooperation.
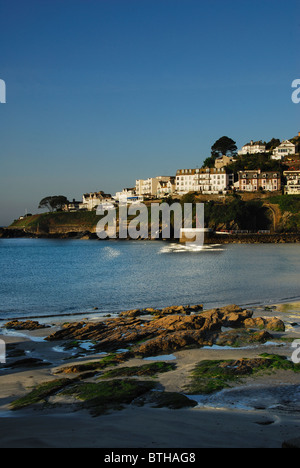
[175,167,233,195]
[271,140,297,160]
[238,140,266,156]
[156,177,176,198]
[284,170,300,194]
[114,188,144,204]
[135,176,173,198]
[82,191,112,211]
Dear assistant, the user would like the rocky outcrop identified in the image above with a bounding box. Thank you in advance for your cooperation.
[119,304,204,318]
[4,320,49,330]
[45,304,285,357]
[244,316,285,332]
[0,228,34,238]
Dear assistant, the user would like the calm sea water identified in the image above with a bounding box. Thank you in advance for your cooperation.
[0,238,299,320]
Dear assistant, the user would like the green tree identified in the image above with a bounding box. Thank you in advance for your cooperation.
[202,156,215,168]
[204,199,271,231]
[202,136,237,168]
[227,153,284,173]
[265,138,280,151]
[38,196,53,211]
[211,136,237,158]
[38,196,69,212]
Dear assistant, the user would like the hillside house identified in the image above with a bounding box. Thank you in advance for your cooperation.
[238,140,266,156]
[175,167,233,195]
[82,191,112,211]
[114,188,144,204]
[284,170,300,194]
[271,140,297,160]
[63,199,84,212]
[156,177,176,198]
[135,176,173,198]
[238,170,281,192]
[215,155,234,169]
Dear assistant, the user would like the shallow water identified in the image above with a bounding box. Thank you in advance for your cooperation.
[188,383,300,412]
[0,239,299,320]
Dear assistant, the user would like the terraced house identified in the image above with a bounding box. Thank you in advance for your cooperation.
[135,176,174,198]
[238,170,281,192]
[175,167,234,195]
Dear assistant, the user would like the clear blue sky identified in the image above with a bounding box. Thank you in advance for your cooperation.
[0,0,299,225]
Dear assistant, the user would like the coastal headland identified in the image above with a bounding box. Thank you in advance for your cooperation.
[1,301,300,448]
[2,194,300,243]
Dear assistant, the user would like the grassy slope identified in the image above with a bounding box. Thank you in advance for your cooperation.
[10,211,101,232]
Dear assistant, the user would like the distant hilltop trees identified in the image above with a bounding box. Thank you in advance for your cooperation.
[202,136,238,168]
[38,196,69,212]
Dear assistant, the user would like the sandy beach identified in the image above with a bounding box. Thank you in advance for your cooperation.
[0,302,300,449]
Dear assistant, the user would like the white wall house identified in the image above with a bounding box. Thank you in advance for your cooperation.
[284,170,300,194]
[238,140,266,156]
[271,140,296,160]
[156,177,176,198]
[135,176,173,198]
[175,168,233,195]
[82,191,112,211]
[114,188,144,204]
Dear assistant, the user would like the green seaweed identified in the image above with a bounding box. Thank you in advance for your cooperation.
[10,378,73,410]
[61,379,156,416]
[100,361,176,379]
[56,352,132,375]
[186,355,300,395]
